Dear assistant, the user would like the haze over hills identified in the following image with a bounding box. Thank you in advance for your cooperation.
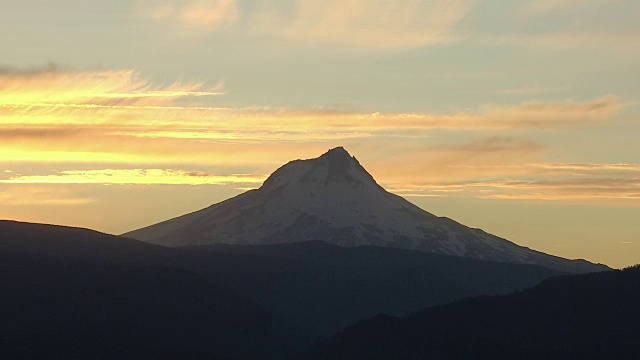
[304,265,640,359]
[125,147,606,274]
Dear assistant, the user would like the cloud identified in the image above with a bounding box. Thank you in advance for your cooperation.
[0,67,222,115]
[0,62,66,76]
[140,0,477,50]
[531,163,640,173]
[487,0,640,54]
[1,67,622,133]
[1,65,634,205]
[0,185,95,206]
[0,127,90,140]
[434,136,544,154]
[1,169,266,186]
[0,67,624,167]
[14,145,638,203]
[273,0,477,49]
[477,96,623,127]
[363,136,545,188]
[0,96,620,164]
[96,96,624,136]
[522,0,626,15]
[388,160,640,202]
[491,31,640,54]
[478,178,640,201]
[148,0,239,30]
[495,83,562,95]
[393,178,640,201]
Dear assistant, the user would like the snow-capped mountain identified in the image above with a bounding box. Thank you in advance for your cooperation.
[124,147,606,273]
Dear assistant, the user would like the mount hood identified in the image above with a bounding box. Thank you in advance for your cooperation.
[124,147,606,273]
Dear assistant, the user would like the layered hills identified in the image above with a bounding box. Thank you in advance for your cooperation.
[2,220,568,354]
[304,265,640,359]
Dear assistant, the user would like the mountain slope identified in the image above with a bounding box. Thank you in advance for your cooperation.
[124,147,606,273]
[303,265,640,360]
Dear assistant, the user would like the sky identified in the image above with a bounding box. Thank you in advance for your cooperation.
[1,0,638,268]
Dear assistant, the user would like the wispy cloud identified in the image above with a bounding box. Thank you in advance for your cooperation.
[272,0,477,49]
[365,136,545,187]
[478,178,640,201]
[491,30,640,54]
[389,160,640,202]
[0,186,95,206]
[1,169,266,186]
[147,0,239,30]
[522,0,626,15]
[495,82,562,95]
[487,0,640,54]
[433,136,544,154]
[140,0,478,50]
[531,163,640,173]
[0,66,222,116]
[0,97,622,164]
[1,66,622,129]
[476,96,623,127]
[1,65,635,204]
[0,66,625,166]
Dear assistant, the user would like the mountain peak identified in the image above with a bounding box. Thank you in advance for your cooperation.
[318,146,362,171]
[124,148,607,274]
[262,146,373,190]
[321,146,351,158]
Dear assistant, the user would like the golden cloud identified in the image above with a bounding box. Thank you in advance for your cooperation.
[1,66,635,203]
[388,162,640,202]
[1,66,622,133]
[1,169,266,186]
[0,67,222,118]
[0,67,625,170]
[147,0,239,30]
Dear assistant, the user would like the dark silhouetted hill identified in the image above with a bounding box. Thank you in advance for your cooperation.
[0,220,587,354]
[303,265,640,359]
[178,241,567,343]
[0,221,282,359]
